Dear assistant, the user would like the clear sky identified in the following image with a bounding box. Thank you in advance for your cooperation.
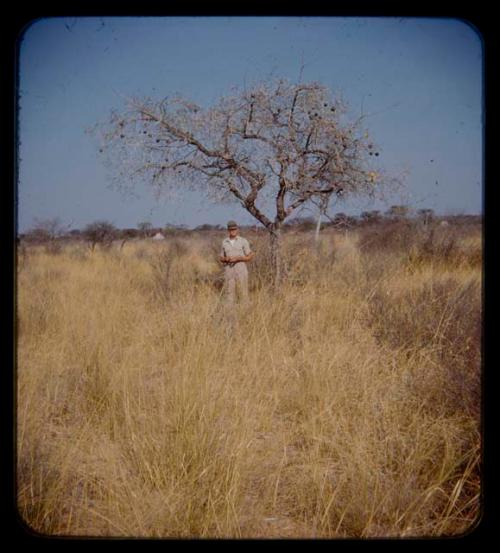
[17,16,483,232]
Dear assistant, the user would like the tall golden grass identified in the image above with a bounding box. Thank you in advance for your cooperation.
[16,221,482,538]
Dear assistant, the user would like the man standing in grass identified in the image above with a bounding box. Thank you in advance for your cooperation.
[219,220,255,304]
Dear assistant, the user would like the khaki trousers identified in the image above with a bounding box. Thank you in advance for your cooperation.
[224,262,248,303]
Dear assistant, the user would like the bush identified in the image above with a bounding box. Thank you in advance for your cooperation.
[405,227,461,270]
[358,221,482,272]
[357,220,418,255]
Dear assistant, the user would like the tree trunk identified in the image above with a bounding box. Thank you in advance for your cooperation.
[314,210,322,244]
[315,195,330,245]
[269,225,283,287]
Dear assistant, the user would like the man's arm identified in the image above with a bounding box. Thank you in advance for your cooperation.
[220,243,229,264]
[227,252,255,263]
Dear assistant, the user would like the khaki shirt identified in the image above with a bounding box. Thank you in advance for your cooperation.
[220,236,251,259]
[220,236,251,272]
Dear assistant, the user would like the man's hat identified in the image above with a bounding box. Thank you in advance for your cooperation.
[227,220,238,229]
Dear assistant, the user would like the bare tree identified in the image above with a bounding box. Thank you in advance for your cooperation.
[417,208,435,227]
[94,79,398,284]
[309,187,346,244]
[137,221,153,238]
[25,217,69,243]
[24,217,72,254]
[83,221,117,251]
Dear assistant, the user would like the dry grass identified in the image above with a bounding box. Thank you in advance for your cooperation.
[16,224,482,538]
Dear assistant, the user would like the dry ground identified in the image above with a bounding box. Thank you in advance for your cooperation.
[16,221,482,538]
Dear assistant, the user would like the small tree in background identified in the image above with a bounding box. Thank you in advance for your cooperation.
[195,223,222,232]
[162,223,176,237]
[94,79,401,284]
[83,221,117,251]
[310,188,345,243]
[137,221,153,238]
[24,217,71,254]
[386,205,410,220]
[286,216,316,232]
[25,217,65,242]
[417,208,435,226]
[326,212,358,233]
[119,228,139,250]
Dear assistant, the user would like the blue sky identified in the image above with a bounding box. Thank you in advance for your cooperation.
[17,16,483,232]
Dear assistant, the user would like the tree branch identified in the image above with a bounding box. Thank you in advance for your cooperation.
[286,183,339,216]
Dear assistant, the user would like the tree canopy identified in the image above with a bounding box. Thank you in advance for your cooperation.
[95,79,393,234]
[93,79,401,282]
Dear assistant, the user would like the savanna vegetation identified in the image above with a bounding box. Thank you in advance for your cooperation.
[16,216,482,538]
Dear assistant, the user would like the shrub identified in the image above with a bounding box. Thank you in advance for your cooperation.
[406,227,461,270]
[357,220,418,255]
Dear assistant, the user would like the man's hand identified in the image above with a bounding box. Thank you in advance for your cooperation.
[220,254,254,264]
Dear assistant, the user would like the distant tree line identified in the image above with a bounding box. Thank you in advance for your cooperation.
[282,207,480,232]
[19,208,482,249]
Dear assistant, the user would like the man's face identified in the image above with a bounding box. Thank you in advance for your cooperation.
[228,226,239,239]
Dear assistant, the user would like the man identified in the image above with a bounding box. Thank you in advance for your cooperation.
[219,220,255,303]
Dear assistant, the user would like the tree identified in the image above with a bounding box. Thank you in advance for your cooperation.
[326,212,357,231]
[360,210,381,224]
[195,223,221,231]
[137,221,153,238]
[83,221,117,251]
[119,227,139,250]
[417,208,435,226]
[25,217,68,243]
[285,216,316,232]
[95,79,396,284]
[310,188,345,243]
[387,205,409,220]
[24,217,71,254]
